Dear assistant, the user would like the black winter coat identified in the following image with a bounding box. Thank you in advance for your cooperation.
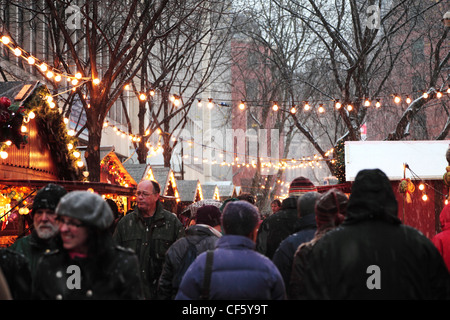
[32,246,144,300]
[0,249,31,299]
[291,169,450,299]
[157,224,221,299]
[256,196,299,259]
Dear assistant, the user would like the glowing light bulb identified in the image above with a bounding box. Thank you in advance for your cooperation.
[238,101,245,110]
[406,96,411,104]
[335,101,342,109]
[13,48,21,56]
[272,102,279,111]
[27,56,35,65]
[394,96,401,104]
[1,36,10,44]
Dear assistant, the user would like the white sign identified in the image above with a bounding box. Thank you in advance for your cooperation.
[345,140,450,181]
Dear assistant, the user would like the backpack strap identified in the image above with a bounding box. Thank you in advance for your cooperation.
[200,250,214,300]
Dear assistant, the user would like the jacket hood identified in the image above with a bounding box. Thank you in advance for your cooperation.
[439,204,450,231]
[186,224,222,238]
[345,169,401,225]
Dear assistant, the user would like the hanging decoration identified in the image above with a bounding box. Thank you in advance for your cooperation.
[398,178,415,203]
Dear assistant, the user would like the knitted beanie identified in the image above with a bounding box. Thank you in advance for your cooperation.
[32,183,67,216]
[289,176,318,197]
[315,188,347,229]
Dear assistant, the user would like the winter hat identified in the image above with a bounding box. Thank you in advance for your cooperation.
[289,176,318,197]
[55,191,113,230]
[315,188,348,229]
[297,192,321,218]
[32,183,67,216]
[196,205,221,227]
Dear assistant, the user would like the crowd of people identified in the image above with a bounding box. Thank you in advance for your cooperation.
[1,168,450,300]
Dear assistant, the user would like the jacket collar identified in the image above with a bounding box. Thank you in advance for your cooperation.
[216,234,255,250]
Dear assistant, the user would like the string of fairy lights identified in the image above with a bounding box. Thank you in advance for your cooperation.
[1,33,450,193]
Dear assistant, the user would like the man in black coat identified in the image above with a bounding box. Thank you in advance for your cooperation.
[256,176,318,259]
[296,169,450,299]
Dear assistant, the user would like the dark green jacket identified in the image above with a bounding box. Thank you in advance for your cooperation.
[113,201,184,299]
[9,231,61,277]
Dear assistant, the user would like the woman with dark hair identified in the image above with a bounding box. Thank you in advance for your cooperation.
[32,191,144,300]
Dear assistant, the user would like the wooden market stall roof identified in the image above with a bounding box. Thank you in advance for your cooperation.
[152,166,180,200]
[0,81,80,181]
[123,162,155,183]
[201,183,220,200]
[177,180,203,203]
[203,181,236,200]
[0,179,136,196]
[100,150,137,187]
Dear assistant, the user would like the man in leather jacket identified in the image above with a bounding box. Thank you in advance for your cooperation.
[113,180,184,299]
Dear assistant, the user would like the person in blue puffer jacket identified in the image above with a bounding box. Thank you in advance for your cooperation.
[175,200,286,300]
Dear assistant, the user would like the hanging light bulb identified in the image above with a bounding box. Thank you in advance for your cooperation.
[13,47,21,56]
[290,105,297,114]
[364,98,371,107]
[423,92,429,99]
[437,91,442,98]
[272,102,279,111]
[0,150,8,160]
[39,63,47,72]
[92,78,100,85]
[207,98,214,109]
[318,104,325,113]
[304,101,310,111]
[238,100,245,110]
[75,72,82,79]
[406,96,411,104]
[375,99,381,108]
[394,95,401,104]
[139,93,146,101]
[1,36,10,44]
[347,104,353,111]
[27,56,35,65]
[335,100,342,109]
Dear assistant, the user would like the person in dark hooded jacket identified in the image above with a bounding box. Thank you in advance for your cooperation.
[32,191,144,300]
[295,169,450,299]
[157,205,222,299]
[272,191,320,291]
[289,188,348,299]
[256,176,318,259]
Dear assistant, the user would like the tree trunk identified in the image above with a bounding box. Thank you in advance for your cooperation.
[84,121,102,182]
